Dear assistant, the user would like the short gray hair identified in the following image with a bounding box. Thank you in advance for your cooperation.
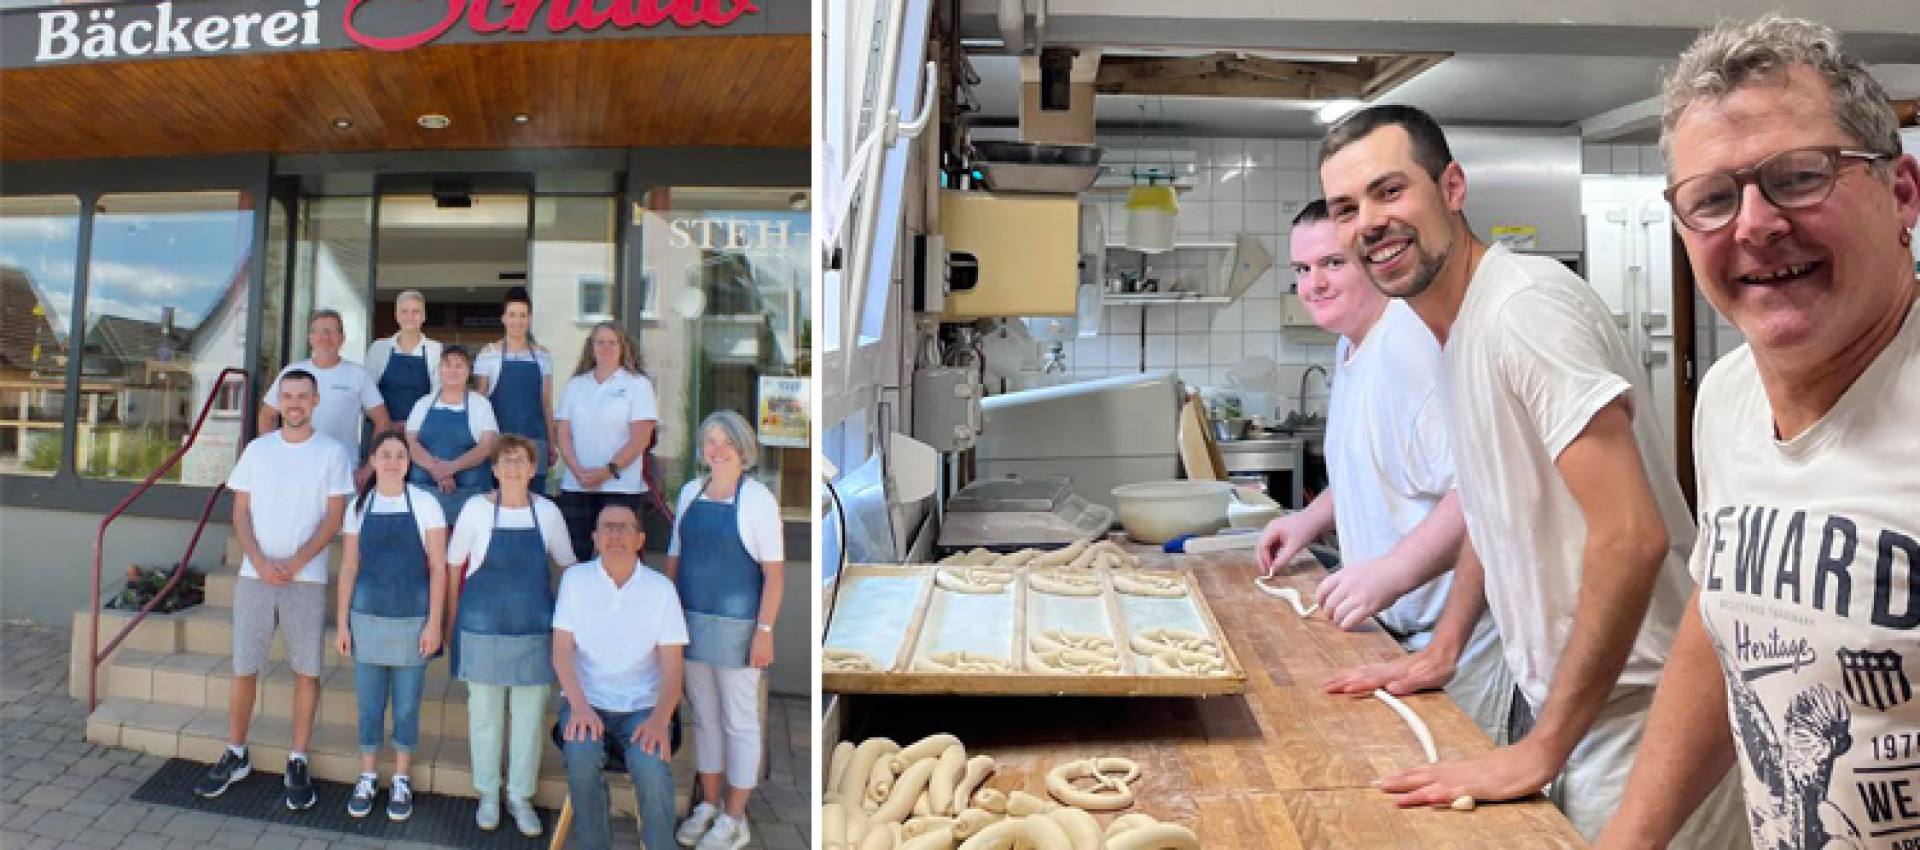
[1660,14,1901,173]
[395,290,426,308]
[698,410,759,471]
[308,309,344,332]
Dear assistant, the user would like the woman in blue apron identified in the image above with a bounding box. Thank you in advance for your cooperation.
[476,288,555,496]
[333,430,447,822]
[446,435,574,837]
[665,411,786,850]
[406,346,498,520]
[367,291,440,452]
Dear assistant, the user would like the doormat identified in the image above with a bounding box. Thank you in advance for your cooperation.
[130,758,553,849]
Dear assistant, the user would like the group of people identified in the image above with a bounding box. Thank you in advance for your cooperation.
[198,287,787,850]
[1257,14,1916,849]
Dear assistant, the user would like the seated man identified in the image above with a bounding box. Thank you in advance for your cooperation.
[553,504,687,850]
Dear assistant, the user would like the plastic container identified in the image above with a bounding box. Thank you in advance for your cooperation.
[1111,480,1233,544]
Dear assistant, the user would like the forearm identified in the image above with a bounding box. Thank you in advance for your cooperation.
[450,435,496,473]
[652,649,683,717]
[256,405,278,436]
[608,422,656,469]
[1601,597,1737,848]
[406,436,436,470]
[1381,490,1466,592]
[334,549,359,628]
[553,638,591,709]
[1526,531,1663,760]
[555,425,584,476]
[289,510,345,569]
[233,502,268,567]
[1423,538,1488,663]
[1296,488,1337,538]
[662,555,679,583]
[757,562,785,628]
[366,406,392,436]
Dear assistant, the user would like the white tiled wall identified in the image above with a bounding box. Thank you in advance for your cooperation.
[1039,135,1337,418]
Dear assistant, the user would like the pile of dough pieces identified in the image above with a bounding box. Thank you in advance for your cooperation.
[938,540,1186,600]
[823,734,1201,849]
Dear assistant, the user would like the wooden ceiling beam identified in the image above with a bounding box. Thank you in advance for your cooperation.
[1092,51,1448,103]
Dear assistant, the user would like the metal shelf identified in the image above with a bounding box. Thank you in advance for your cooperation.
[1103,292,1230,305]
[1105,241,1236,251]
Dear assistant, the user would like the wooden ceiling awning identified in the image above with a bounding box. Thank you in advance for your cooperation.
[0,35,808,161]
[1092,51,1448,101]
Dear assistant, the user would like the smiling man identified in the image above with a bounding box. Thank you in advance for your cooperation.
[1257,199,1512,744]
[1599,16,1920,850]
[1314,104,1747,845]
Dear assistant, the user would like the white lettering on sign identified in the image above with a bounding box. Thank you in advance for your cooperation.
[33,0,321,63]
[667,217,798,251]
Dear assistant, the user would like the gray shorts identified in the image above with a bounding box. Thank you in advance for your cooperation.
[232,577,327,677]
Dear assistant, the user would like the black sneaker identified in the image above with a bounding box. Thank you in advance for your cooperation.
[386,776,414,822]
[192,748,251,799]
[346,774,377,818]
[284,757,317,811]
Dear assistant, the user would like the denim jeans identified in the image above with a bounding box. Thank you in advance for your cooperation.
[558,701,676,850]
[353,661,426,753]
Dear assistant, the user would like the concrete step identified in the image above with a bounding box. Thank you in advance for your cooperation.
[85,699,690,815]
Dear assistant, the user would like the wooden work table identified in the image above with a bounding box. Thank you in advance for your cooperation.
[831,545,1588,848]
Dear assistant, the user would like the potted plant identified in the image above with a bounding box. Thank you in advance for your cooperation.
[107,566,205,613]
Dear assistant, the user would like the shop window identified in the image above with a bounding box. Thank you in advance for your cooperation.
[0,195,82,476]
[78,191,253,485]
[635,187,811,519]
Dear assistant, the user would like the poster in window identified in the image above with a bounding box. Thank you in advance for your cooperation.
[757,376,809,448]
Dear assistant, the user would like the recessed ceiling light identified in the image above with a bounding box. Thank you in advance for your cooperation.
[333,118,352,129]
[417,114,452,130]
[1315,99,1363,125]
[512,113,531,124]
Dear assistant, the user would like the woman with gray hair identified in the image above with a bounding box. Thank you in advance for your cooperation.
[365,290,443,443]
[662,410,785,850]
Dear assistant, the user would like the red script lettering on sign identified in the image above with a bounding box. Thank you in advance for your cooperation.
[344,0,757,51]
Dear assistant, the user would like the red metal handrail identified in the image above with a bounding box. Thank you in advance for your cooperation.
[88,366,250,711]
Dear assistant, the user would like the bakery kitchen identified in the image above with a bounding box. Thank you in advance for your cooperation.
[31,0,757,63]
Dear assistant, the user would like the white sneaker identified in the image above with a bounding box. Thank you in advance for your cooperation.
[676,802,720,847]
[507,797,543,837]
[476,794,500,830]
[694,813,750,850]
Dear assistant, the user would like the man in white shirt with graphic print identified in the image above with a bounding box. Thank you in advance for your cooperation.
[1601,15,1920,850]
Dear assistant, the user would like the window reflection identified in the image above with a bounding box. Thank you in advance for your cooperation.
[637,188,810,516]
[0,195,81,476]
[79,191,253,484]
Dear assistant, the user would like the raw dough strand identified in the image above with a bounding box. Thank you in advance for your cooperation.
[1254,576,1320,617]
[1372,688,1439,764]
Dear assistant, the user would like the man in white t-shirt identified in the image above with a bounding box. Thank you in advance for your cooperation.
[553,504,687,850]
[260,310,391,465]
[1317,104,1746,845]
[1600,17,1920,850]
[1256,198,1511,745]
[195,369,356,812]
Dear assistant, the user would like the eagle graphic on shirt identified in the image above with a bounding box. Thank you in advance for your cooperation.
[1706,617,1864,850]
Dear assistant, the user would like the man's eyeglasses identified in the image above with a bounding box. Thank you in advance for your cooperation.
[1665,145,1893,232]
[596,522,640,534]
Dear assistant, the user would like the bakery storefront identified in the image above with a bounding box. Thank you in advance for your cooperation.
[0,0,812,693]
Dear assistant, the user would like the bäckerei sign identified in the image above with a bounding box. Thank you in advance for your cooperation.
[5,0,802,69]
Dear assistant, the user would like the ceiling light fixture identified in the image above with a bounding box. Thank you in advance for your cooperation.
[332,118,352,129]
[417,114,452,130]
[1316,99,1364,125]
[512,113,531,124]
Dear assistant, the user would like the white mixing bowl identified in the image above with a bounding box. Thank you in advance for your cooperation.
[1111,480,1233,543]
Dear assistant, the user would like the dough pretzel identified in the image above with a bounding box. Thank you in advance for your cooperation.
[1111,570,1188,597]
[1254,576,1320,616]
[1026,569,1103,597]
[1105,822,1202,849]
[1128,628,1217,657]
[936,566,1015,594]
[1044,757,1141,811]
[919,651,1011,673]
[1146,648,1228,676]
[1029,629,1115,654]
[1030,648,1122,675]
[824,648,883,672]
[1032,538,1092,568]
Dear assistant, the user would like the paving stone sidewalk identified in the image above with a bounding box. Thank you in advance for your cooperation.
[0,621,812,850]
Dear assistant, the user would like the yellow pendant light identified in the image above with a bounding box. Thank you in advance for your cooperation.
[1125,98,1179,253]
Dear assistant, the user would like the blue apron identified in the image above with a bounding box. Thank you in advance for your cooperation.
[409,394,495,493]
[454,497,557,686]
[376,345,433,438]
[492,351,548,494]
[674,478,763,668]
[349,487,432,667]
